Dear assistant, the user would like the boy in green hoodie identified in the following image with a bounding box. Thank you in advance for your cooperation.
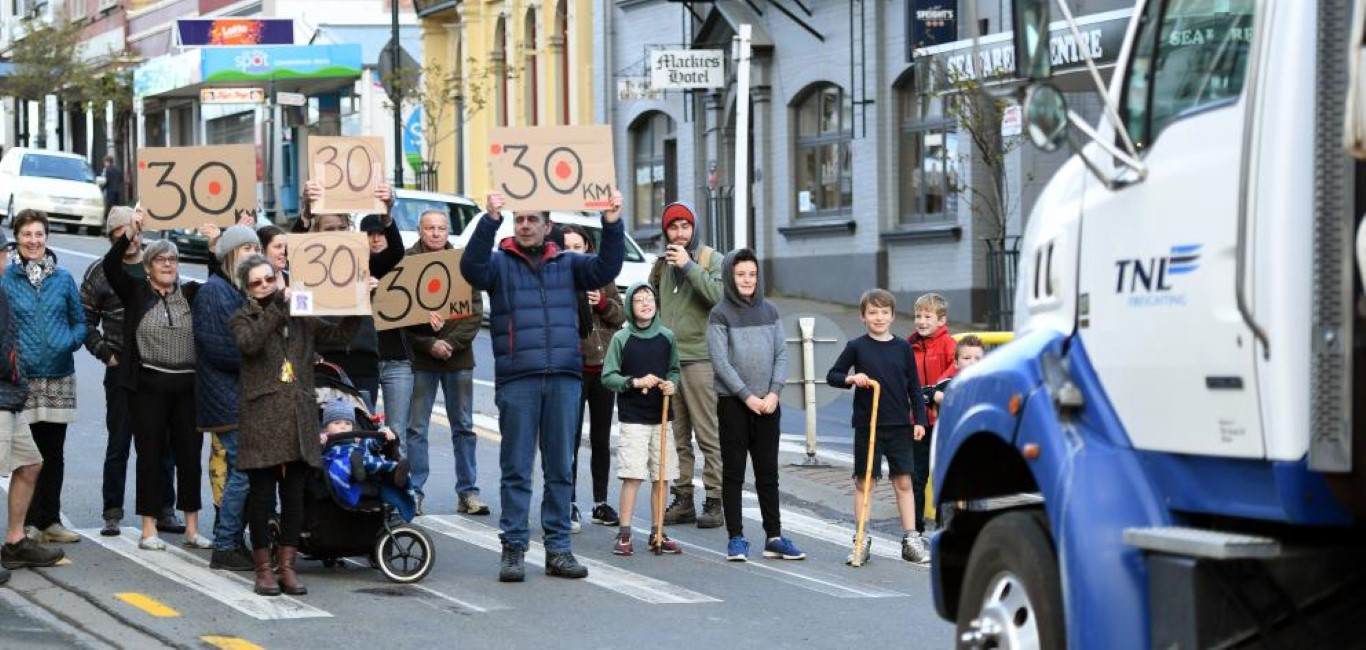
[601,283,682,556]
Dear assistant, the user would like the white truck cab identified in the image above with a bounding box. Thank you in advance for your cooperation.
[931,1,1366,647]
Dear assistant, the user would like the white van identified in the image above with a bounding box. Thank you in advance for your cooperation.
[0,148,105,234]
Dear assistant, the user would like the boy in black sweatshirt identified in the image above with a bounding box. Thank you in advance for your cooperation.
[602,283,682,556]
[827,289,929,565]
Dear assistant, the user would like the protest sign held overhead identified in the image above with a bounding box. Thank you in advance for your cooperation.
[488,125,616,212]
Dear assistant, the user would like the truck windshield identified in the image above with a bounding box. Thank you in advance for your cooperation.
[1122,0,1256,151]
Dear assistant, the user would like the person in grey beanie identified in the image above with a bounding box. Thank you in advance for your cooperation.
[192,224,260,570]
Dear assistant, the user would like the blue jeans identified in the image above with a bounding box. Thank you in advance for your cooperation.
[211,430,250,551]
[406,368,477,498]
[378,360,414,451]
[495,375,580,553]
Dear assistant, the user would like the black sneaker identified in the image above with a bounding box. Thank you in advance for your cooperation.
[590,502,620,526]
[156,512,186,534]
[0,567,9,584]
[100,508,122,537]
[545,551,588,579]
[499,545,525,583]
[210,547,255,572]
[2,537,64,569]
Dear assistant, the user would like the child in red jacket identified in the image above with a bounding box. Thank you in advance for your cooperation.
[906,293,956,540]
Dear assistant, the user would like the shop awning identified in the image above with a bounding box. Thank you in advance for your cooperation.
[132,44,364,103]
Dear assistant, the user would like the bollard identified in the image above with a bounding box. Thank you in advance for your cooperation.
[787,316,835,468]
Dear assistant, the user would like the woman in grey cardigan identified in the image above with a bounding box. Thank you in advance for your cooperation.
[706,248,804,562]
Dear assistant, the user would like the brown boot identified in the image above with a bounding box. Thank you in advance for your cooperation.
[252,548,280,596]
[276,546,307,595]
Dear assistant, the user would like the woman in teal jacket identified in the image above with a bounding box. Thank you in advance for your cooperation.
[1,210,86,544]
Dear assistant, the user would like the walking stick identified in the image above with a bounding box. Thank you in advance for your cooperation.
[850,379,880,567]
[652,393,671,555]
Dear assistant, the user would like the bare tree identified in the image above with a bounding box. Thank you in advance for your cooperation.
[381,58,519,171]
[5,13,87,148]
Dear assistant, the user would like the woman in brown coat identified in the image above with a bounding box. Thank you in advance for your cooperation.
[229,254,359,596]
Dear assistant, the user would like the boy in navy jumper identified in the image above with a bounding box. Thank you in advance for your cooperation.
[602,283,681,556]
[827,289,929,565]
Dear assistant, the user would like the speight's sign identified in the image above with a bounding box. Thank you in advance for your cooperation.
[916,9,1131,92]
[908,0,958,60]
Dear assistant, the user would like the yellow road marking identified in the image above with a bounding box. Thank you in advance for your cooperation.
[201,636,265,650]
[114,593,179,618]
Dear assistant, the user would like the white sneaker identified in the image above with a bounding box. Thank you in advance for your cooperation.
[138,536,167,551]
[40,523,80,544]
[570,505,582,534]
[182,533,213,549]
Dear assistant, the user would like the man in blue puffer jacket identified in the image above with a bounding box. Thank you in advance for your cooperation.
[461,189,624,583]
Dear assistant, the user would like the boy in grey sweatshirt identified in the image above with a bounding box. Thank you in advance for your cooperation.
[706,248,804,562]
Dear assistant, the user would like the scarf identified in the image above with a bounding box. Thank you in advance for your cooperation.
[8,249,55,290]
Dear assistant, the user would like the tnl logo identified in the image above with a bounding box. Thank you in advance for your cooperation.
[1114,244,1202,293]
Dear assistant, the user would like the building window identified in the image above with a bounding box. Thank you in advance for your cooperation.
[557,0,569,125]
[631,111,674,229]
[494,17,508,127]
[899,85,959,225]
[793,84,852,218]
[524,9,538,126]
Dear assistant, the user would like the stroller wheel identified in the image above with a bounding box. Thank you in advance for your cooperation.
[375,525,435,583]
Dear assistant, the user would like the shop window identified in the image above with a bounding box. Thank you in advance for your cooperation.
[792,84,852,218]
[899,85,959,225]
[631,111,674,229]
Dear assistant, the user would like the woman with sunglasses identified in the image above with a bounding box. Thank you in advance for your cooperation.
[102,210,216,550]
[230,254,360,596]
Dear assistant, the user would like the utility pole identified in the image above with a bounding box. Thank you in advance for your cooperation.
[390,0,404,187]
[733,24,752,252]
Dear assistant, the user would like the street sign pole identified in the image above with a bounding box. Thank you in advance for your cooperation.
[391,0,404,187]
[733,24,752,252]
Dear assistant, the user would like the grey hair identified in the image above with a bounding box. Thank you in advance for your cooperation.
[234,253,273,293]
[417,208,450,227]
[141,240,179,273]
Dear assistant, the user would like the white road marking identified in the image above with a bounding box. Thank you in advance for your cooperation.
[418,514,720,605]
[80,528,331,620]
[626,525,905,599]
[742,508,917,566]
[339,558,501,613]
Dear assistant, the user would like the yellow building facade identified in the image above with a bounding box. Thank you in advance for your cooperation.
[414,0,596,199]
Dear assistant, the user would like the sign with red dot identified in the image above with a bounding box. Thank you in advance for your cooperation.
[135,145,257,230]
[488,125,617,212]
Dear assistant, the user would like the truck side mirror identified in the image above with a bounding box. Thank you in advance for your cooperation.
[1024,83,1068,152]
[1013,0,1052,80]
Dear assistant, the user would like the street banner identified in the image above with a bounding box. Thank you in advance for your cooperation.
[136,145,256,230]
[372,249,474,331]
[488,125,616,212]
[286,232,372,316]
[308,136,386,214]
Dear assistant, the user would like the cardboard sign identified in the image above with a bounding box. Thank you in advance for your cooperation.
[286,232,372,316]
[488,125,616,211]
[136,145,256,230]
[308,136,385,213]
[372,249,474,331]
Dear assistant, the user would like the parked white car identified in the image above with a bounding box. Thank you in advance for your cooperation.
[452,210,656,297]
[390,188,481,249]
[0,148,105,234]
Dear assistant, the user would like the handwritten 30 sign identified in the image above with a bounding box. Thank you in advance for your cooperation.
[489,125,617,212]
[136,145,256,230]
[372,248,474,330]
[286,232,372,316]
[308,136,385,214]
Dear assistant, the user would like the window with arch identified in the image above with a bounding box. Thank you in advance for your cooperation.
[631,112,675,227]
[899,80,958,224]
[556,0,569,124]
[524,9,538,126]
[793,84,852,217]
[494,16,509,127]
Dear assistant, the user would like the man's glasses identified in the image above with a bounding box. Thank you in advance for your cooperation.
[152,255,178,266]
[248,275,277,289]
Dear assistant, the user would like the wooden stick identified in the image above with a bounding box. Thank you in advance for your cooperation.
[851,379,880,567]
[653,394,671,553]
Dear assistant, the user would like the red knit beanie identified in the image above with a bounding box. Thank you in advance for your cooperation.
[661,203,696,231]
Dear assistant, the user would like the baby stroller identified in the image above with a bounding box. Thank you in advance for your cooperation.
[268,361,436,584]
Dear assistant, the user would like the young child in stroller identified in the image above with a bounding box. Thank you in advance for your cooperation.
[319,398,411,507]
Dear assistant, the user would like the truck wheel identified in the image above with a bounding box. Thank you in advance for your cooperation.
[956,510,1064,650]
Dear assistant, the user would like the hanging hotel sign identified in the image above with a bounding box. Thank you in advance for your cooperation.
[649,50,725,90]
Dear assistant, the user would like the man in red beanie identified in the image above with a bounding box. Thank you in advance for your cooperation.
[650,202,725,528]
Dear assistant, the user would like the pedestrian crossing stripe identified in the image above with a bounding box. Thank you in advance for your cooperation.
[745,507,924,566]
[82,529,332,621]
[115,592,179,618]
[418,514,721,605]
